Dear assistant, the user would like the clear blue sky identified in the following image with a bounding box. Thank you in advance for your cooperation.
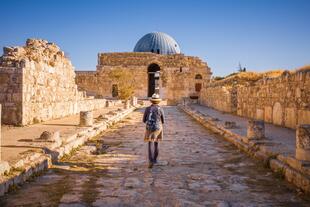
[0,0,309,76]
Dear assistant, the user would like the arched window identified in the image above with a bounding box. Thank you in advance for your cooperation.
[195,74,202,79]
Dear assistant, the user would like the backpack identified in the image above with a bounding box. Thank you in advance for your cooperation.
[146,106,161,131]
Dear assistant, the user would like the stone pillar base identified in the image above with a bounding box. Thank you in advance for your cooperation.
[124,100,130,109]
[80,111,93,127]
[247,120,265,139]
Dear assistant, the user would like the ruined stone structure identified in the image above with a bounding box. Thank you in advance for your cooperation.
[0,39,106,125]
[200,68,310,129]
[76,32,212,104]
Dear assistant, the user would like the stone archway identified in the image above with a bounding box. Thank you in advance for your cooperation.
[147,63,160,97]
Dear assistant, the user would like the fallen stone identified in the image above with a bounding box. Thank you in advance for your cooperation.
[296,124,310,161]
[39,131,60,141]
[224,121,236,129]
[80,111,93,127]
[0,161,10,176]
[247,119,265,139]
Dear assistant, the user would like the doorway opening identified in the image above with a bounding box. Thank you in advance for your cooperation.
[147,63,160,97]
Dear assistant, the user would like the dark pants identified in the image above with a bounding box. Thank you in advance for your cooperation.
[148,141,159,163]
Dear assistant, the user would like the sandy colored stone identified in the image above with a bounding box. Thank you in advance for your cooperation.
[272,102,283,126]
[0,39,107,125]
[264,106,272,123]
[296,124,310,161]
[285,107,296,129]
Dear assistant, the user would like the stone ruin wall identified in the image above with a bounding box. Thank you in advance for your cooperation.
[0,66,23,124]
[0,39,106,125]
[200,68,310,129]
[200,85,237,113]
[76,52,212,104]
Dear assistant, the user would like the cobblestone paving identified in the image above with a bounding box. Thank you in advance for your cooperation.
[1,106,309,207]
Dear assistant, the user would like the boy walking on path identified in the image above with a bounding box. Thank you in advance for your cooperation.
[143,94,165,168]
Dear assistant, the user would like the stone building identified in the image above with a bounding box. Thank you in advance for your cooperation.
[76,32,212,104]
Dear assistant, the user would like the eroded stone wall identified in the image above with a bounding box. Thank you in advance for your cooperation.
[200,85,237,113]
[76,52,212,104]
[237,69,310,129]
[200,68,310,129]
[0,67,23,124]
[0,39,106,125]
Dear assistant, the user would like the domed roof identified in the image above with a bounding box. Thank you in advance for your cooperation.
[134,32,181,55]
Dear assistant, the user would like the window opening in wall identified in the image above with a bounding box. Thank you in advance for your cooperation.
[195,74,202,79]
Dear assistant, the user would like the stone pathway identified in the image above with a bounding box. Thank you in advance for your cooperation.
[190,104,296,156]
[0,106,309,206]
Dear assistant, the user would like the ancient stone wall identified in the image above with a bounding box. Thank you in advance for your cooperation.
[200,68,310,129]
[0,39,106,125]
[237,69,310,129]
[0,67,23,124]
[76,52,212,104]
[200,85,237,113]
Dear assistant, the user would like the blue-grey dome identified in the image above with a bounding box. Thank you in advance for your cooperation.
[134,32,181,55]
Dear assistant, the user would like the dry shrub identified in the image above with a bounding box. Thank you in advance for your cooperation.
[108,67,135,100]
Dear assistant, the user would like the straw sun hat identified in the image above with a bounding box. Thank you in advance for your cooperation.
[150,93,162,104]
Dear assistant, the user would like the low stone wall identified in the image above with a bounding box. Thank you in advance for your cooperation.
[23,98,107,124]
[200,68,310,129]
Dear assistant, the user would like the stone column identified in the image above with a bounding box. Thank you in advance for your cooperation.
[296,124,310,161]
[247,120,265,139]
[79,111,93,127]
[130,96,138,106]
[124,100,130,109]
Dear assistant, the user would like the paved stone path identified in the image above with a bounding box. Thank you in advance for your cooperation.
[1,106,309,206]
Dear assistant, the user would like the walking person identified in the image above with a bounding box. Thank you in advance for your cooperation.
[143,93,165,168]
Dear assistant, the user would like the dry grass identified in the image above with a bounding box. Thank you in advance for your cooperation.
[211,65,309,86]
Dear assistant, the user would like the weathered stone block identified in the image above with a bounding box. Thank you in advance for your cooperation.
[264,106,272,123]
[285,107,296,129]
[130,96,138,106]
[39,130,60,143]
[80,111,93,127]
[0,161,10,176]
[272,102,283,126]
[247,120,265,139]
[256,109,264,120]
[298,110,310,125]
[124,100,130,109]
[224,121,236,129]
[296,124,310,161]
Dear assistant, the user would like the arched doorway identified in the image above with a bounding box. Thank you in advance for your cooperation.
[147,63,160,97]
